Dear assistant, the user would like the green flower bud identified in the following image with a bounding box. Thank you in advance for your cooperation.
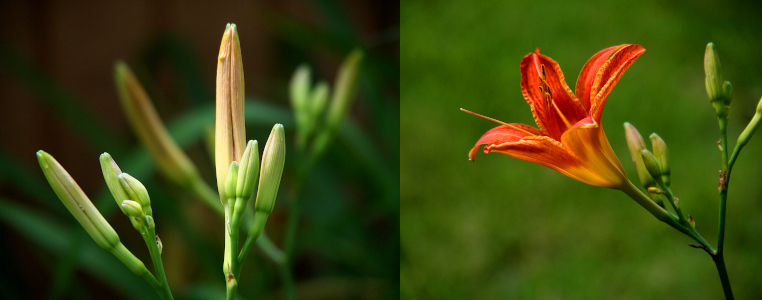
[649,133,671,187]
[723,81,733,106]
[310,81,330,118]
[100,154,129,206]
[326,49,364,130]
[118,173,151,216]
[624,123,656,188]
[255,124,286,214]
[236,140,259,200]
[289,64,311,117]
[37,151,120,251]
[225,161,239,201]
[121,200,145,219]
[100,153,145,229]
[704,43,723,103]
[640,149,662,184]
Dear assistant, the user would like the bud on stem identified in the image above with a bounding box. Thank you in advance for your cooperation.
[215,23,246,206]
[38,151,120,251]
[624,123,656,189]
[255,124,286,214]
[114,62,200,188]
[119,173,152,216]
[705,43,723,103]
[649,133,671,187]
[640,149,663,185]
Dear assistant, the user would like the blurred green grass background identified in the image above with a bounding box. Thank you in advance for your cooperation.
[401,0,762,299]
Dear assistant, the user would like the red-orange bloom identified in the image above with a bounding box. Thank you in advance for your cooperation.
[468,45,645,189]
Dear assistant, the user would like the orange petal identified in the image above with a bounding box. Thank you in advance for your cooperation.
[521,49,587,140]
[469,124,542,161]
[575,45,623,110]
[560,117,627,188]
[484,135,617,187]
[589,45,646,123]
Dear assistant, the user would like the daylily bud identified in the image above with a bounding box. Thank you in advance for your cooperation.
[310,81,330,118]
[113,62,200,188]
[236,140,259,200]
[737,96,762,150]
[37,151,120,251]
[215,23,246,206]
[118,173,150,208]
[640,149,662,184]
[225,161,239,201]
[290,64,311,121]
[255,124,286,214]
[704,43,723,103]
[100,154,145,229]
[326,49,364,130]
[121,200,145,219]
[624,123,656,189]
[649,133,671,187]
[723,81,733,106]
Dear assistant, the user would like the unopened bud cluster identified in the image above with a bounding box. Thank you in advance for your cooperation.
[624,123,672,206]
[101,153,154,230]
[290,49,364,157]
[704,43,733,118]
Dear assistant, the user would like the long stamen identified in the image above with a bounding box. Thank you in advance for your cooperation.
[539,64,573,129]
[460,108,536,136]
[551,101,573,128]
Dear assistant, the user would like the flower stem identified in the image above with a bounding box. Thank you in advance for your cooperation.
[236,212,268,275]
[280,155,315,300]
[189,177,286,265]
[713,253,734,300]
[717,118,729,254]
[141,226,173,300]
[619,181,714,252]
[715,116,734,299]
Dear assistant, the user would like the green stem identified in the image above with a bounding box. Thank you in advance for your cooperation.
[223,204,233,278]
[141,226,173,300]
[713,253,734,300]
[279,155,315,300]
[619,180,674,223]
[280,263,296,300]
[189,177,286,265]
[236,212,268,276]
[110,242,162,294]
[226,275,238,300]
[714,116,735,299]
[619,181,715,252]
[717,117,729,254]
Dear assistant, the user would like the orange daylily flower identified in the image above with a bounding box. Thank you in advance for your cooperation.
[467,44,646,189]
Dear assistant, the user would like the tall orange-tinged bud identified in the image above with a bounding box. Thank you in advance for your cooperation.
[113,62,200,188]
[215,23,246,205]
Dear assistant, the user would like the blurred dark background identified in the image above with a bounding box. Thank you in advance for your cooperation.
[402,0,762,299]
[0,1,398,299]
